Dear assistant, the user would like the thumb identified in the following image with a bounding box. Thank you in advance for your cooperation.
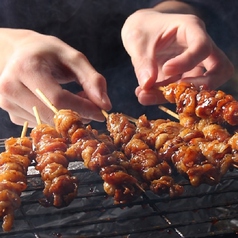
[133,56,158,90]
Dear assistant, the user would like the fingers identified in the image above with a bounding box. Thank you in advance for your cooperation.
[0,33,114,126]
[28,82,106,124]
[135,40,234,106]
[0,96,40,128]
[132,57,159,90]
[58,49,112,111]
[201,44,234,88]
[121,10,159,89]
[135,86,168,105]
[162,20,211,76]
[173,43,234,89]
[162,41,210,77]
[123,9,234,107]
[0,77,106,127]
[135,74,182,105]
[122,11,210,90]
[0,78,56,126]
[0,62,106,127]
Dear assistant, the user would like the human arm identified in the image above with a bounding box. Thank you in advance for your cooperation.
[0,28,112,127]
[121,0,234,105]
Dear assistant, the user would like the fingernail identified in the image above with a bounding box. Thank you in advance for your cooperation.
[101,92,112,110]
[139,94,158,105]
[138,70,151,88]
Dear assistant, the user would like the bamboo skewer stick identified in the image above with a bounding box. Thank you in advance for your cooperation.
[101,109,146,193]
[33,106,42,125]
[35,88,58,114]
[122,114,138,124]
[157,85,179,120]
[158,86,164,92]
[102,110,138,124]
[20,121,29,138]
[0,122,30,147]
[135,183,145,193]
[158,105,179,120]
[101,110,109,119]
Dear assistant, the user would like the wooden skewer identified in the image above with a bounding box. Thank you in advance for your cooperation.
[135,183,145,193]
[101,110,109,119]
[233,164,238,169]
[101,109,146,193]
[158,105,179,120]
[157,84,179,119]
[33,106,42,125]
[102,110,138,124]
[158,86,164,92]
[157,85,179,120]
[208,176,216,181]
[20,121,29,138]
[35,88,58,114]
[122,114,138,124]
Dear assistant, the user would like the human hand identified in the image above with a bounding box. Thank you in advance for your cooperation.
[0,29,112,127]
[121,9,234,105]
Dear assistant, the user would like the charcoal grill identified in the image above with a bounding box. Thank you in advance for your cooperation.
[1,142,238,238]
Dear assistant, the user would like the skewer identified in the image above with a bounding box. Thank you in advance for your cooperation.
[0,122,30,148]
[209,176,216,181]
[135,183,145,193]
[122,114,138,124]
[159,106,221,183]
[0,121,29,147]
[33,106,42,125]
[20,121,29,138]
[102,110,138,124]
[233,164,238,169]
[0,120,32,231]
[35,88,58,114]
[101,110,109,119]
[101,110,146,193]
[158,105,179,120]
[158,86,164,92]
[157,85,179,120]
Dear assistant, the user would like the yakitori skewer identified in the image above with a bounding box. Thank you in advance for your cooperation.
[107,107,233,187]
[0,121,32,232]
[102,110,147,192]
[31,106,78,208]
[159,82,238,127]
[103,110,185,196]
[158,104,233,185]
[36,89,143,204]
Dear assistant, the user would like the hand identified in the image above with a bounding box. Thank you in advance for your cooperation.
[0,29,112,127]
[121,9,234,105]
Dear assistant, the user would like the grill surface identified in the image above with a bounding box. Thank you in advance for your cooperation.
[1,155,238,238]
